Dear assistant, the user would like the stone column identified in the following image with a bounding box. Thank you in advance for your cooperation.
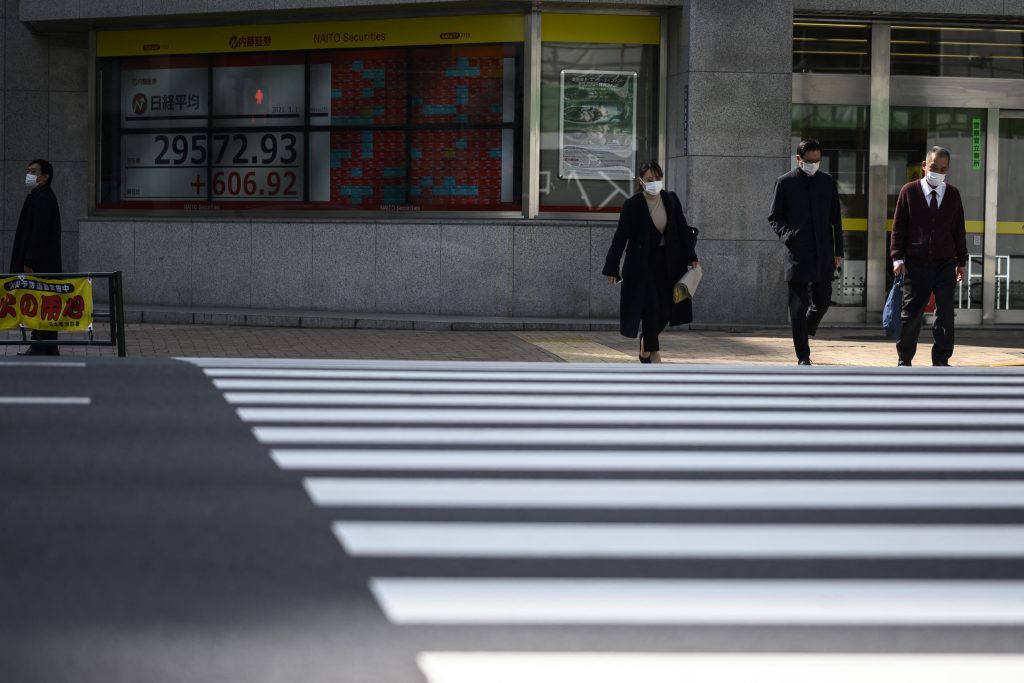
[668,0,794,325]
[2,6,89,271]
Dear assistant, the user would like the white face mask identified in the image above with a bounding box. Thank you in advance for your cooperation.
[925,170,946,186]
[25,173,38,190]
[800,161,819,176]
[643,180,664,195]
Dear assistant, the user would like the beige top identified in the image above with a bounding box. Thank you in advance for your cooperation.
[644,192,667,244]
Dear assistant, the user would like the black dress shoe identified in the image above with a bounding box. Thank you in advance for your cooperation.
[898,360,912,367]
[933,361,949,367]
[797,358,812,366]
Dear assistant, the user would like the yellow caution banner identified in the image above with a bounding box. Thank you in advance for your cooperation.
[0,276,93,332]
[97,14,525,57]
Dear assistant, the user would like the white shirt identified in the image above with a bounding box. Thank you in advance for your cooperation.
[919,177,946,208]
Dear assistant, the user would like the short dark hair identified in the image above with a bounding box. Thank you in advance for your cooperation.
[797,139,822,158]
[30,159,54,185]
[638,160,663,179]
[926,146,951,163]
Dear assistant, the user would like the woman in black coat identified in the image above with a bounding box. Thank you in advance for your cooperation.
[602,161,699,363]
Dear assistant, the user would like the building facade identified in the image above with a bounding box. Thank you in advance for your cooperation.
[2,0,1022,326]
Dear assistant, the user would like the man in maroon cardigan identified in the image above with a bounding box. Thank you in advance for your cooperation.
[890,146,967,366]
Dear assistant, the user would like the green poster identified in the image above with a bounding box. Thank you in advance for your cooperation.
[559,70,637,180]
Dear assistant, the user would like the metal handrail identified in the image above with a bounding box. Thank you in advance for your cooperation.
[0,271,126,357]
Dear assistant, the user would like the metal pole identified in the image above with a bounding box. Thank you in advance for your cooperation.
[981,108,999,325]
[114,271,127,357]
[522,10,541,219]
[865,22,891,321]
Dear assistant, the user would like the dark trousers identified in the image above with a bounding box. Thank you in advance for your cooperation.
[897,259,956,365]
[639,246,669,353]
[788,280,831,361]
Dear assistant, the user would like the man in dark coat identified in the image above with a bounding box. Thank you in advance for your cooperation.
[768,139,844,365]
[9,159,63,356]
[890,145,967,367]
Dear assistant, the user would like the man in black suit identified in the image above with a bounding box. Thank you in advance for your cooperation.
[890,146,967,367]
[768,139,844,366]
[9,159,63,356]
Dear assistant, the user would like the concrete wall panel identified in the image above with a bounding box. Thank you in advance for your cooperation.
[312,222,376,312]
[440,222,513,316]
[686,155,791,242]
[589,224,618,318]
[252,222,312,309]
[4,90,46,159]
[688,0,793,74]
[513,223,590,318]
[374,222,440,314]
[691,238,790,325]
[78,220,134,302]
[134,221,191,305]
[192,222,252,307]
[4,18,46,91]
[685,72,792,159]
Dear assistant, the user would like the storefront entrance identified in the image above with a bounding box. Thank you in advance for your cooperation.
[792,20,1024,326]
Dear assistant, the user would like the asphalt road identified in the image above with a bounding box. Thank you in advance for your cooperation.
[2,357,1024,682]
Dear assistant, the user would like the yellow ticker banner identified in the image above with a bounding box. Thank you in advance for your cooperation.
[0,276,93,332]
[97,14,525,57]
[542,14,660,44]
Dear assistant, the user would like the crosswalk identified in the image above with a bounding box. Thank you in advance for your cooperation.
[187,358,1024,682]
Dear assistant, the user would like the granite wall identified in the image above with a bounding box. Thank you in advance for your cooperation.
[1,1,89,273]
[7,0,1022,324]
[79,219,622,319]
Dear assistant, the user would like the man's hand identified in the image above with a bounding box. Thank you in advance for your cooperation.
[834,256,843,269]
[607,276,617,284]
[956,266,965,283]
[893,262,907,277]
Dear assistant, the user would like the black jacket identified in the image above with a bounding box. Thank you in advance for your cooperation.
[768,168,843,282]
[602,190,698,338]
[10,184,62,273]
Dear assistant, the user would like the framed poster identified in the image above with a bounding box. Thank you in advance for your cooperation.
[559,70,637,180]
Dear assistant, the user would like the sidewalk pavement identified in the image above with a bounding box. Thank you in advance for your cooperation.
[3,321,1022,366]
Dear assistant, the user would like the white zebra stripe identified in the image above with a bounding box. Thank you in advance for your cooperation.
[333,522,1024,558]
[238,406,1024,427]
[205,367,1024,385]
[417,652,1024,683]
[370,578,1024,625]
[226,391,1024,411]
[257,426,1024,448]
[305,478,1024,509]
[215,378,1024,396]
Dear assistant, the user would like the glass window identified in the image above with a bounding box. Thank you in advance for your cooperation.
[891,24,1024,79]
[792,105,870,306]
[792,21,871,75]
[887,107,987,309]
[539,43,658,213]
[97,44,523,212]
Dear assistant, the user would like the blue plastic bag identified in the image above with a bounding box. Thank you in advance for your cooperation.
[882,274,904,339]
